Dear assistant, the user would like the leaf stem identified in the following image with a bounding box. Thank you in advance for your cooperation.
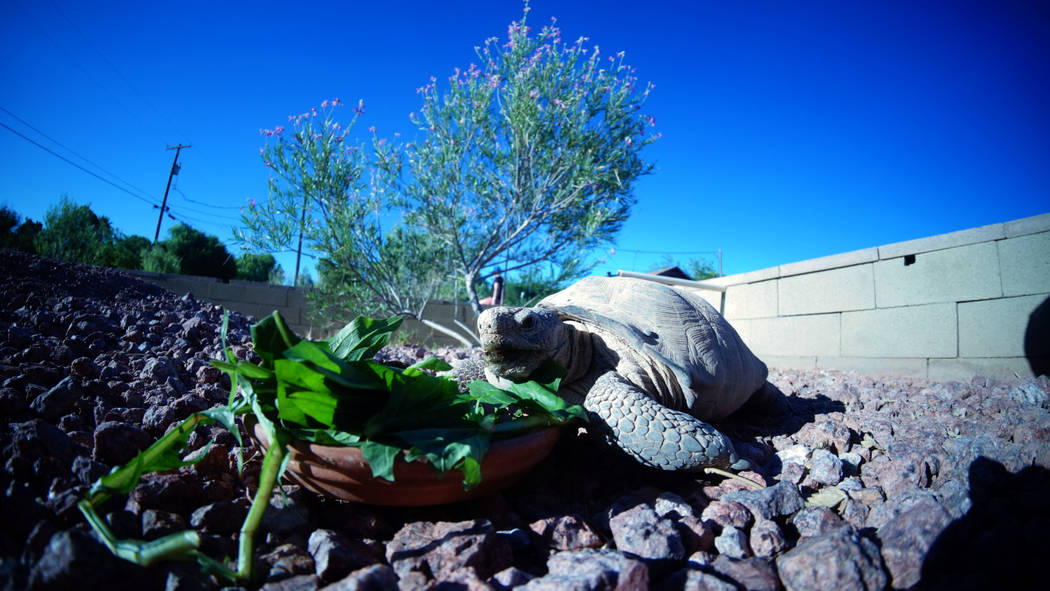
[703,466,764,490]
[236,437,285,580]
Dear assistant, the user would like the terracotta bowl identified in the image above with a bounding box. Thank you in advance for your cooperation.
[246,417,561,506]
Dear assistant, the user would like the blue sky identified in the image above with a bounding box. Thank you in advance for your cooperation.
[2,0,1048,281]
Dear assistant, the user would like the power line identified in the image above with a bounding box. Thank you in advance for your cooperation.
[0,106,160,202]
[0,120,160,208]
[610,247,721,255]
[171,186,243,210]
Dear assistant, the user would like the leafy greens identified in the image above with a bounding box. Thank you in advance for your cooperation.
[213,311,586,487]
[78,310,585,584]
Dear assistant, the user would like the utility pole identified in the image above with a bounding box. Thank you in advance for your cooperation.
[154,144,191,243]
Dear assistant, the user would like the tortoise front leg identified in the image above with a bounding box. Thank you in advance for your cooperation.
[584,372,743,471]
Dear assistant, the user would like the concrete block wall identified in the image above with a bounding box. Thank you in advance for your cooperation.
[700,212,1050,380]
[128,271,479,346]
[129,271,325,338]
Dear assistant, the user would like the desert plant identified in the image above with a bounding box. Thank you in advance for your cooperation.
[378,2,659,313]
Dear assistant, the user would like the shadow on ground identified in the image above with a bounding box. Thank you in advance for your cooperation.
[1025,295,1050,377]
[917,456,1048,590]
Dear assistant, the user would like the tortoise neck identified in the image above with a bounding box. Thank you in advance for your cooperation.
[553,322,591,384]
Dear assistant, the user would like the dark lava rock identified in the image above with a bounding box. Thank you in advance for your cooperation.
[29,376,81,420]
[528,514,603,551]
[386,519,513,583]
[712,526,750,560]
[522,548,648,591]
[876,495,952,589]
[722,481,804,521]
[141,508,189,540]
[320,564,399,591]
[609,503,685,562]
[190,499,246,535]
[790,506,846,538]
[9,419,74,466]
[699,500,753,530]
[776,525,886,591]
[27,529,160,590]
[260,543,316,584]
[709,555,781,591]
[93,420,152,465]
[307,529,385,583]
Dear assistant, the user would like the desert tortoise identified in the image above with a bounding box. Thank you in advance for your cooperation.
[472,276,768,471]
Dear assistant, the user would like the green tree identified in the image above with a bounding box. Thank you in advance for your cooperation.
[239,100,464,344]
[141,243,181,273]
[161,224,237,280]
[501,264,573,306]
[34,196,123,264]
[647,255,720,281]
[0,205,41,253]
[236,252,279,282]
[97,234,151,270]
[379,3,659,314]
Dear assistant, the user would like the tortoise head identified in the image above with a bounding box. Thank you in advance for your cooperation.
[478,306,564,380]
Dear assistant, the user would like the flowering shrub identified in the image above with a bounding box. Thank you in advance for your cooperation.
[379,1,659,310]
[238,100,456,341]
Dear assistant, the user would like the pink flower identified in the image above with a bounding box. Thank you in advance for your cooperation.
[248,199,256,207]
[355,99,365,115]
[624,137,633,146]
[369,126,377,134]
[321,100,329,108]
[529,89,539,99]
[274,126,285,135]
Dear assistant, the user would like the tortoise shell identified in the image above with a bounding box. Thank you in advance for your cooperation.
[538,276,767,420]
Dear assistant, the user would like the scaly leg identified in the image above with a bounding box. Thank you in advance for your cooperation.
[584,372,743,471]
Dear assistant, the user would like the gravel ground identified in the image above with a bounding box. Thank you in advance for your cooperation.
[1,250,1048,591]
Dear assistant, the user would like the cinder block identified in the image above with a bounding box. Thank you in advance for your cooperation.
[815,356,929,378]
[222,301,267,321]
[779,264,875,316]
[878,222,1004,259]
[779,248,878,277]
[690,289,723,312]
[928,357,1037,381]
[287,288,310,310]
[208,281,248,303]
[959,294,1047,358]
[247,284,292,308]
[842,303,957,358]
[1004,212,1050,237]
[705,266,780,288]
[735,314,840,358]
[760,355,818,370]
[998,231,1050,297]
[874,242,1002,308]
[169,278,205,298]
[724,280,777,320]
[270,306,301,325]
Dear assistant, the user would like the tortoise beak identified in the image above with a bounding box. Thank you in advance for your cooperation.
[478,307,554,378]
